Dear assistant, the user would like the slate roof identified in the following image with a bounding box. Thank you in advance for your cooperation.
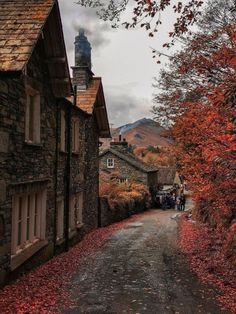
[0,0,72,96]
[157,167,177,185]
[99,148,158,173]
[67,77,110,137]
[0,0,55,72]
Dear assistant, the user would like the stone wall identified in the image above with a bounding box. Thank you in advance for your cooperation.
[98,195,148,228]
[99,152,148,185]
[0,37,57,284]
[83,115,99,233]
[0,37,100,285]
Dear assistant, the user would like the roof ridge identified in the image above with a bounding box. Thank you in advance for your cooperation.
[104,147,158,173]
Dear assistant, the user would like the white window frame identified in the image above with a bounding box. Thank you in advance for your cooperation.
[119,178,128,184]
[107,158,115,169]
[72,118,79,153]
[56,199,64,241]
[60,110,66,152]
[25,86,40,144]
[11,189,46,256]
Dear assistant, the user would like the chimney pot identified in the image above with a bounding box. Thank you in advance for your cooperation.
[72,29,93,90]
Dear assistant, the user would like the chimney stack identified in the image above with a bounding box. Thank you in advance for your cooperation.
[72,29,94,90]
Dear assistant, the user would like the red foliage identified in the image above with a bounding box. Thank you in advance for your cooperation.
[179,216,236,313]
[0,213,148,313]
[166,18,236,241]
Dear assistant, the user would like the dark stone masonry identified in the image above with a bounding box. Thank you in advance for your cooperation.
[99,142,158,189]
[99,196,148,228]
[0,0,110,286]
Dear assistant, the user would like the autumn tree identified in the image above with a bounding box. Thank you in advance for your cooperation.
[152,0,236,127]
[76,0,206,40]
[152,0,236,231]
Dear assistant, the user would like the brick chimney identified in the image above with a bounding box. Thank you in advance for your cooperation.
[71,29,94,90]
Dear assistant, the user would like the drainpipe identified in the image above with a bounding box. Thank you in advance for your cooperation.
[64,86,77,252]
[53,99,59,254]
[64,102,71,252]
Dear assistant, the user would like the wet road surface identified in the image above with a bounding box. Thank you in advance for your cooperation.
[63,210,227,314]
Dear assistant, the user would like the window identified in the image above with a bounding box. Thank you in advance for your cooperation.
[57,199,64,241]
[75,192,83,226]
[119,178,128,184]
[11,190,46,256]
[107,158,115,168]
[60,110,66,151]
[72,119,79,152]
[25,86,40,144]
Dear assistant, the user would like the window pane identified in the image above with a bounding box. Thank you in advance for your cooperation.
[17,197,22,246]
[34,194,38,237]
[26,195,30,241]
[61,111,65,151]
[29,95,35,141]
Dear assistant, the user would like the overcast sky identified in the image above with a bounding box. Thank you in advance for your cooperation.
[58,1,177,127]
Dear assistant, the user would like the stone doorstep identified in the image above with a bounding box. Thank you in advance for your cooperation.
[10,239,48,271]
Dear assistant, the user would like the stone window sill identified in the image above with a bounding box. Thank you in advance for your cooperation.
[69,230,77,239]
[56,237,65,246]
[72,151,80,156]
[11,239,48,271]
[24,140,43,148]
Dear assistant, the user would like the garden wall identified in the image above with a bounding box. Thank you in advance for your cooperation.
[98,195,149,228]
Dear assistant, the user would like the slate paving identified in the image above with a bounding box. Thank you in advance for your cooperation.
[63,210,227,314]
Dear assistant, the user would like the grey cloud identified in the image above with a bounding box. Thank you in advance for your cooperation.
[58,1,154,126]
[105,89,152,127]
[59,1,114,53]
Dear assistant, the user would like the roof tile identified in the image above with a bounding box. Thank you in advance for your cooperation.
[76,78,101,114]
[0,0,55,72]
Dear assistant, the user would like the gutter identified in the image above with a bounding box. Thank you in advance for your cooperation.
[53,98,60,253]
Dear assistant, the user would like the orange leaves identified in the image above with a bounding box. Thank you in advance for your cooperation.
[100,178,148,205]
[229,55,236,66]
[179,217,236,313]
[0,215,148,313]
[208,90,225,105]
[172,89,236,226]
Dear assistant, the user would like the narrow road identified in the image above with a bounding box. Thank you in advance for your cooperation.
[64,210,226,314]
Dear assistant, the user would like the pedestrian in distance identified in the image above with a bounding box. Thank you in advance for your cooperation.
[171,193,176,209]
[180,194,186,211]
[176,196,181,211]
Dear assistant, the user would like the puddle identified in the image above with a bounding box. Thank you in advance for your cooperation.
[125,222,144,229]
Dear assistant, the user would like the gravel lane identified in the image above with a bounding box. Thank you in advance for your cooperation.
[63,210,227,314]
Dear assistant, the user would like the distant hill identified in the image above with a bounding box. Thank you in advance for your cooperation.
[102,118,173,148]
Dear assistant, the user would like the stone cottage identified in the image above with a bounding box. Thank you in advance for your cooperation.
[99,140,158,188]
[0,0,110,285]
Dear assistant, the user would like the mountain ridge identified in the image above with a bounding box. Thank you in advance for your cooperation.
[102,117,173,149]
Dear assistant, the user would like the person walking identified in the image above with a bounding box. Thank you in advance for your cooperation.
[180,194,186,211]
[176,196,181,211]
